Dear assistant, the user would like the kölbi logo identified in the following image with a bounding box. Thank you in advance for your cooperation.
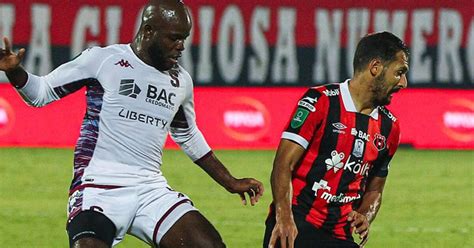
[119,79,141,98]
[222,97,270,142]
[0,98,14,136]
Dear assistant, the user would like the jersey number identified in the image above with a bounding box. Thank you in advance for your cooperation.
[169,70,180,87]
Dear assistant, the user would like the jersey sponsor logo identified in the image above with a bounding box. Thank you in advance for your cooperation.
[342,155,371,176]
[325,150,345,172]
[119,79,141,99]
[312,179,361,203]
[326,150,371,176]
[114,59,134,69]
[322,89,339,96]
[118,108,168,128]
[312,179,331,196]
[298,100,316,112]
[379,107,397,122]
[290,108,309,128]
[320,192,361,203]
[351,128,370,141]
[352,138,365,158]
[0,98,15,136]
[332,122,347,134]
[145,85,176,110]
[373,133,386,151]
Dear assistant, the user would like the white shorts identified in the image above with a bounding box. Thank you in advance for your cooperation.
[67,183,197,246]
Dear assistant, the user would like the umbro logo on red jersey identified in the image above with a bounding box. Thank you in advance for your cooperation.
[115,59,134,69]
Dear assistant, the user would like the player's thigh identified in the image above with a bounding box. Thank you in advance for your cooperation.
[67,187,138,247]
[68,210,116,248]
[160,210,225,248]
[128,186,224,247]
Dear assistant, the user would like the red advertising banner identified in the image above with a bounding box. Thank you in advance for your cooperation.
[0,0,473,87]
[1,84,473,149]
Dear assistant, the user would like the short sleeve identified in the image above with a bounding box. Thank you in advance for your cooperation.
[281,88,326,149]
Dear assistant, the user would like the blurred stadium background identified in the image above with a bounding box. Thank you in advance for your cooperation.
[0,1,472,247]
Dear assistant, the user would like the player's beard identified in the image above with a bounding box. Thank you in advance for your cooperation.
[372,70,391,106]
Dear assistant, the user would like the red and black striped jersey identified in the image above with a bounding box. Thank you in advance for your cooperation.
[281,80,400,241]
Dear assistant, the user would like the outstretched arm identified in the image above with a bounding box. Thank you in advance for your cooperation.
[194,151,264,206]
[0,37,27,88]
[268,139,305,248]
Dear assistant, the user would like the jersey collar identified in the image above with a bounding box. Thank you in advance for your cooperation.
[340,79,379,120]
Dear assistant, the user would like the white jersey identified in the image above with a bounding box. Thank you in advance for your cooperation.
[18,44,211,187]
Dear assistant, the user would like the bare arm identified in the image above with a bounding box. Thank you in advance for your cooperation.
[348,176,386,247]
[357,176,386,223]
[0,37,27,88]
[195,152,264,206]
[268,139,305,248]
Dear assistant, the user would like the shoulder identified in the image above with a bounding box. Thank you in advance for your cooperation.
[378,106,398,124]
[303,83,340,102]
[177,65,192,79]
[176,65,193,87]
[76,44,128,61]
[295,84,338,113]
[379,106,400,134]
[311,83,341,97]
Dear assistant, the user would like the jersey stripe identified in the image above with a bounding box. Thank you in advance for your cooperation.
[53,78,93,98]
[339,113,370,239]
[71,80,104,191]
[297,84,341,228]
[170,106,189,128]
[291,89,325,206]
[368,111,394,179]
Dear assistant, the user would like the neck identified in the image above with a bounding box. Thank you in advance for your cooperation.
[348,75,377,115]
[131,35,153,67]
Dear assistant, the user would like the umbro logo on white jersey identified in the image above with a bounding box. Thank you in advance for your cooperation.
[119,79,141,99]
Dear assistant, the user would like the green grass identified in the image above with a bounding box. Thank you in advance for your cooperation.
[0,148,472,247]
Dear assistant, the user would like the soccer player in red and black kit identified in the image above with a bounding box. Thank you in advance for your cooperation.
[264,31,409,248]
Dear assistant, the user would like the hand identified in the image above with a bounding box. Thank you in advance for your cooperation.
[227,178,264,206]
[0,37,25,72]
[347,211,369,247]
[268,215,298,248]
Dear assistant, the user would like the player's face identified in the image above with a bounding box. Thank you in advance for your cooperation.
[148,9,191,71]
[373,51,409,106]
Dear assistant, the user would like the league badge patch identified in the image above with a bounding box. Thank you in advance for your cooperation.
[290,108,309,128]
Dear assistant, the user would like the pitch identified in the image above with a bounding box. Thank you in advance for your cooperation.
[0,148,472,247]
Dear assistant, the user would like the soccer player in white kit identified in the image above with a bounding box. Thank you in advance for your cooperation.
[0,0,264,247]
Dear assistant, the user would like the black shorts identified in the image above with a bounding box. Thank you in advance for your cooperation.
[263,212,358,248]
[66,210,117,247]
